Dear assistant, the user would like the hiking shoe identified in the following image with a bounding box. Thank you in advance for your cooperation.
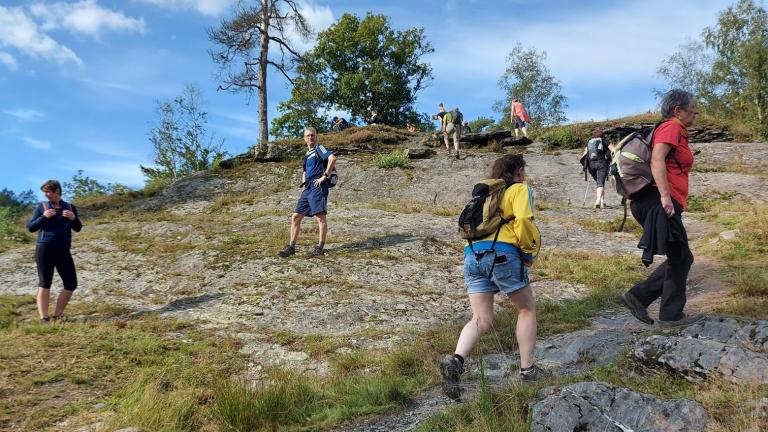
[277,244,295,258]
[520,364,552,383]
[307,245,325,256]
[439,355,464,401]
[659,313,703,330]
[620,292,654,325]
[40,317,50,324]
[455,152,460,160]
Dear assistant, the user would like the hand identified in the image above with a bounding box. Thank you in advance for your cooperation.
[313,175,326,187]
[660,195,675,218]
[43,208,57,219]
[523,260,533,268]
[62,209,76,221]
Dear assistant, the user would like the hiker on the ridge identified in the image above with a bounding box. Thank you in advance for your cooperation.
[440,154,545,401]
[331,116,349,132]
[278,127,337,257]
[441,103,463,159]
[511,98,529,138]
[463,121,472,134]
[364,110,378,125]
[27,180,83,323]
[619,89,699,329]
[581,128,612,208]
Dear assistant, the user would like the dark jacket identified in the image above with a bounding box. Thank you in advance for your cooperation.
[631,189,688,266]
[27,200,82,249]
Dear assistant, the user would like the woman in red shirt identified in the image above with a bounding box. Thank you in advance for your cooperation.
[620,89,700,329]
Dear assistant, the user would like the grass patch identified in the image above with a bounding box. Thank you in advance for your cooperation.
[373,150,410,169]
[686,191,738,213]
[697,204,768,319]
[0,297,241,431]
[575,215,643,234]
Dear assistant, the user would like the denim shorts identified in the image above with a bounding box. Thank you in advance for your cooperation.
[464,250,529,294]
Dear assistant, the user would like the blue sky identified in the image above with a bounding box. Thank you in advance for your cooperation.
[1,0,732,197]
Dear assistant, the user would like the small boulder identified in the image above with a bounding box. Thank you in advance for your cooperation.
[404,148,435,159]
[531,381,710,432]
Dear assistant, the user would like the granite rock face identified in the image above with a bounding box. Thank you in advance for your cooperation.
[635,317,768,384]
[531,381,710,432]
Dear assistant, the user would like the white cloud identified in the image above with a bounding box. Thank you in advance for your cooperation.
[0,5,82,65]
[3,108,45,121]
[0,51,18,70]
[23,137,52,150]
[288,2,334,51]
[30,0,147,37]
[65,161,147,187]
[136,0,235,16]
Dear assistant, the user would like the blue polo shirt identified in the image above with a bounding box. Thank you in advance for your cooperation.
[304,144,333,182]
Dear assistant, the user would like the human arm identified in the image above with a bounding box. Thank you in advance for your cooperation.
[651,142,675,217]
[509,185,541,261]
[27,204,49,232]
[63,205,83,231]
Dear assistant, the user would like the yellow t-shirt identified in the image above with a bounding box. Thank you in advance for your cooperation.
[474,183,541,257]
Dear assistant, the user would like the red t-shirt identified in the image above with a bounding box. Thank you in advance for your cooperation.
[651,119,694,209]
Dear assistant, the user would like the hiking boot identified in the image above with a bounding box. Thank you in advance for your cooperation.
[659,313,703,330]
[307,245,325,256]
[40,317,50,324]
[520,364,552,383]
[277,244,295,258]
[439,355,464,401]
[619,292,654,325]
[455,151,460,160]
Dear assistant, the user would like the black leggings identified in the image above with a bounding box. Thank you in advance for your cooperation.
[35,245,78,291]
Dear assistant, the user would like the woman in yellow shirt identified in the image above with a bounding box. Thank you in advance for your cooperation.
[440,154,545,400]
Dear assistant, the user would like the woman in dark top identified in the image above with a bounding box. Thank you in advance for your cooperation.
[619,89,699,329]
[27,180,82,322]
[586,129,611,208]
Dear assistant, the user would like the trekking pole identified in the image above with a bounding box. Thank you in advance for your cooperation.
[582,175,590,208]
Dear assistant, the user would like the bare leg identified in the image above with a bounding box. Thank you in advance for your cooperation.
[37,287,50,319]
[521,126,528,138]
[506,286,537,368]
[453,131,460,154]
[315,213,328,245]
[514,128,519,138]
[289,213,304,244]
[54,289,74,317]
[596,186,605,206]
[455,292,495,358]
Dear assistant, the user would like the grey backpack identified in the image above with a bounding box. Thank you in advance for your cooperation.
[587,138,607,161]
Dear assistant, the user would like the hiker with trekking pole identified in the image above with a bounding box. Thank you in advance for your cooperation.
[615,89,701,329]
[579,129,612,208]
[439,154,546,401]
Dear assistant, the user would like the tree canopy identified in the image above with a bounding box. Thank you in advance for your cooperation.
[495,44,568,128]
[659,0,767,139]
[271,13,434,138]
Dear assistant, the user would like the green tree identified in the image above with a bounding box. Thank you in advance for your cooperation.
[658,0,768,139]
[495,44,568,128]
[273,13,433,130]
[209,0,312,151]
[64,170,109,200]
[468,116,496,133]
[703,0,768,137]
[141,85,227,183]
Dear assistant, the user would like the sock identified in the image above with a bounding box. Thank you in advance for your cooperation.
[318,241,325,249]
[453,354,465,365]
[520,364,534,373]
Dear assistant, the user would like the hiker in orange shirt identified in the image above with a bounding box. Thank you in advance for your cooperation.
[511,99,529,138]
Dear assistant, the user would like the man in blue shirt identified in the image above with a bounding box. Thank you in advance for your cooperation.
[278,127,338,257]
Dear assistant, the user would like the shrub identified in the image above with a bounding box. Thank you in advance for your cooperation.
[539,126,583,150]
[374,150,410,169]
[141,177,173,197]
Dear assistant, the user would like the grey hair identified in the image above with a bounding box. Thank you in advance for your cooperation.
[304,126,317,135]
[660,89,695,118]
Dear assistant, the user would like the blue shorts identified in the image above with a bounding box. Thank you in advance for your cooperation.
[514,116,526,129]
[295,184,329,217]
[464,249,529,294]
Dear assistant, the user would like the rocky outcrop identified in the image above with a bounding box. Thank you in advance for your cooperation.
[420,130,532,148]
[603,123,733,143]
[635,317,768,384]
[531,381,710,432]
[404,148,435,159]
